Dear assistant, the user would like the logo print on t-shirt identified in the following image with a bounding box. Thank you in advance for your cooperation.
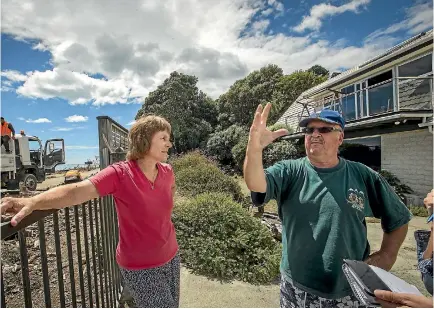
[346,188,365,212]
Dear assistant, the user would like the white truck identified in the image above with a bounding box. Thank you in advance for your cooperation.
[1,132,65,191]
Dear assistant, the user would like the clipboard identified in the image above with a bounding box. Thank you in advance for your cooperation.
[342,259,423,307]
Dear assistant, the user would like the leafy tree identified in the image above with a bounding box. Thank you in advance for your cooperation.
[267,123,293,133]
[206,125,247,165]
[136,71,217,153]
[231,135,249,173]
[217,64,284,130]
[308,65,329,77]
[269,70,327,123]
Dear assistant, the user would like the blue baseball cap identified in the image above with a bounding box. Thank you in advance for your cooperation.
[299,109,345,129]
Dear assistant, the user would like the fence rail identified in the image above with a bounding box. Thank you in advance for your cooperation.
[1,116,128,307]
[1,198,120,308]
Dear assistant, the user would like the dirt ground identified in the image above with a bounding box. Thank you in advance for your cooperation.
[367,216,431,297]
[36,169,99,190]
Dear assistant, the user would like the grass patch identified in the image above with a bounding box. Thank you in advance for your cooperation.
[234,176,279,215]
[365,217,381,224]
[264,201,278,214]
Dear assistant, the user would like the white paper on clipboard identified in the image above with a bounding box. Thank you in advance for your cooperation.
[369,265,422,295]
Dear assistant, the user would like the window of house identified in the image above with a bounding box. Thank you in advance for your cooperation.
[340,136,381,171]
[398,53,432,77]
[340,85,356,121]
[367,70,394,115]
[356,81,369,118]
[323,95,336,111]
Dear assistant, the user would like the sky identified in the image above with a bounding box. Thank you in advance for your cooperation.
[1,0,433,165]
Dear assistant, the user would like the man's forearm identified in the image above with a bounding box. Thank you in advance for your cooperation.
[9,124,15,135]
[365,224,408,270]
[243,146,266,193]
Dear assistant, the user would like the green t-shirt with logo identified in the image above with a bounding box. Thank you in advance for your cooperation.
[255,157,412,299]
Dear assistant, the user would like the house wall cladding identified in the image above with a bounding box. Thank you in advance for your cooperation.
[399,78,433,110]
[381,129,433,198]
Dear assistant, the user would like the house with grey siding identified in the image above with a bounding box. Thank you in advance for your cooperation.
[276,30,433,205]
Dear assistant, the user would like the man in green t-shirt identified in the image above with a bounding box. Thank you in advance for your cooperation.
[244,103,411,308]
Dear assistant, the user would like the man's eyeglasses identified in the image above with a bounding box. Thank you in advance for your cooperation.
[303,127,342,134]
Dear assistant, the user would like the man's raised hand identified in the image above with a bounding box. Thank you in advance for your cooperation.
[248,103,289,152]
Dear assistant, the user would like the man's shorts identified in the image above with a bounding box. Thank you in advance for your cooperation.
[280,275,363,308]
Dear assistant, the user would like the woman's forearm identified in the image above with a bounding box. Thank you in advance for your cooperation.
[30,180,100,211]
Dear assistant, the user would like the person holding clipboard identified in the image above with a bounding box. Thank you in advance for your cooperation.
[373,189,434,308]
[417,189,433,296]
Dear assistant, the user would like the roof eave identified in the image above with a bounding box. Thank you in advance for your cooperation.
[299,31,433,99]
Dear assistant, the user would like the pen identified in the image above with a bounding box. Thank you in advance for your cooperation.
[427,214,433,223]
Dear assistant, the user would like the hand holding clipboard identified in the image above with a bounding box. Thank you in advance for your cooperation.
[342,259,424,307]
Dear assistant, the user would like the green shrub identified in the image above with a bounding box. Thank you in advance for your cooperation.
[232,137,301,171]
[206,125,247,165]
[267,123,294,134]
[409,205,429,217]
[231,135,249,172]
[263,140,298,168]
[170,151,217,173]
[293,138,306,158]
[173,193,281,284]
[379,170,414,202]
[174,159,243,202]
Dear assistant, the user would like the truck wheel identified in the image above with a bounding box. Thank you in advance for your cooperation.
[24,174,38,191]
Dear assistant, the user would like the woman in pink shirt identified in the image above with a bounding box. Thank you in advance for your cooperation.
[1,115,180,307]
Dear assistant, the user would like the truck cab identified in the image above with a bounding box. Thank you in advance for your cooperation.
[1,133,65,191]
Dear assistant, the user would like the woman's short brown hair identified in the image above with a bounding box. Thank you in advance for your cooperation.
[126,115,171,161]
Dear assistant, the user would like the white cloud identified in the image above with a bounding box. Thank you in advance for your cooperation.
[65,115,89,122]
[252,20,271,34]
[364,2,433,43]
[32,42,49,51]
[1,70,31,92]
[293,0,370,33]
[261,8,274,16]
[16,68,133,106]
[0,0,427,104]
[24,118,52,123]
[51,126,85,131]
[1,70,29,82]
[1,85,15,92]
[66,145,98,149]
[127,120,136,126]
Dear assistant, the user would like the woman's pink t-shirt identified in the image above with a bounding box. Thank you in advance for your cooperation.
[89,160,178,270]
